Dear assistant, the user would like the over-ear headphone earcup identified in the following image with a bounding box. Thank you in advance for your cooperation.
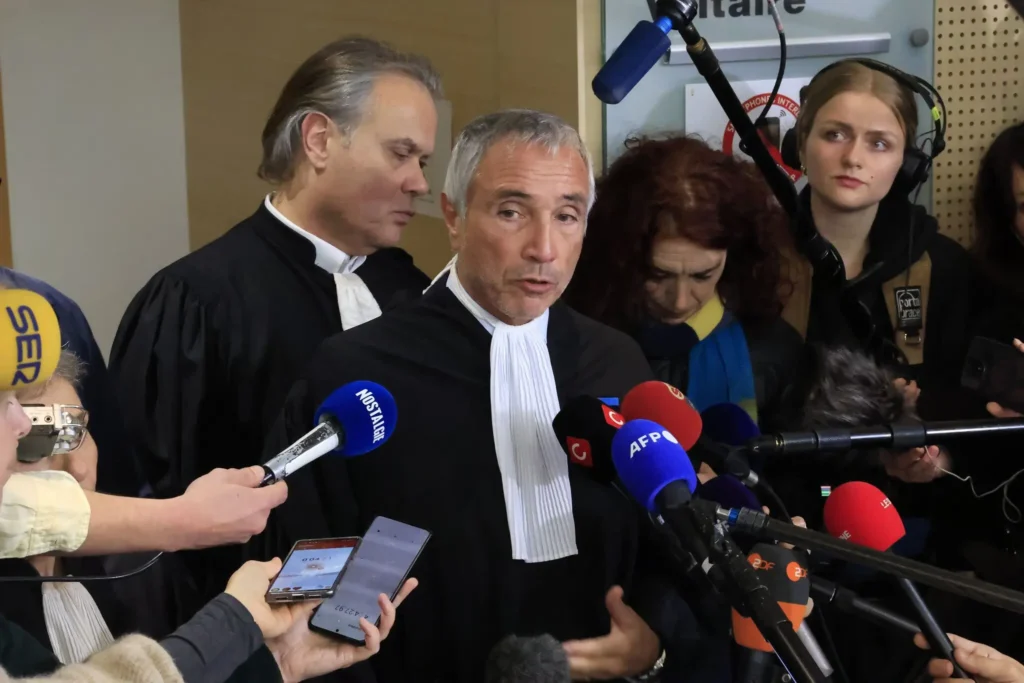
[781,127,801,170]
[891,147,932,196]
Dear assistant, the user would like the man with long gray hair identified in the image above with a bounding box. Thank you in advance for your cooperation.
[262,109,678,682]
[109,36,442,617]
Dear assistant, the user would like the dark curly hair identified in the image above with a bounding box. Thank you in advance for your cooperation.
[972,122,1024,299]
[564,134,792,332]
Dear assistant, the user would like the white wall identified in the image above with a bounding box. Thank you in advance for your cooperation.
[0,0,190,356]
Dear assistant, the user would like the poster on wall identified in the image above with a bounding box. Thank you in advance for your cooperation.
[413,99,453,219]
[684,77,811,182]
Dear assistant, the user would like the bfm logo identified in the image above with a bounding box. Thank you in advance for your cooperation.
[628,430,678,458]
[567,437,592,467]
[602,404,624,428]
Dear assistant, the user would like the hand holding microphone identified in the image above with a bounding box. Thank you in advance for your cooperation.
[914,633,1024,683]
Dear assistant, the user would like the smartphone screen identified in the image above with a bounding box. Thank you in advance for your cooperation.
[310,517,430,643]
[267,537,359,600]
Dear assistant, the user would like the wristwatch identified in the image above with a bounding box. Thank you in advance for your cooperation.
[627,649,666,682]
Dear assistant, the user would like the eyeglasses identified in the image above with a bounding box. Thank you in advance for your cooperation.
[17,404,90,464]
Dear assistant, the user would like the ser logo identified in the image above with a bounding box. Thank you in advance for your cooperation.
[628,430,678,458]
[5,305,45,386]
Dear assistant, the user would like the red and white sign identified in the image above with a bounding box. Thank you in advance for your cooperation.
[566,437,593,467]
[685,77,812,182]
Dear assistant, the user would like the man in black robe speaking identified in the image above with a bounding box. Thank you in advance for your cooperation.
[108,37,441,614]
[263,110,678,682]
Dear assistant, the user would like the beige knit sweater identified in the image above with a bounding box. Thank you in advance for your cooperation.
[0,635,183,683]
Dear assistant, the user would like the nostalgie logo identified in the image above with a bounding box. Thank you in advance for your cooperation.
[355,388,388,443]
[721,91,803,182]
[602,404,625,428]
[567,437,593,467]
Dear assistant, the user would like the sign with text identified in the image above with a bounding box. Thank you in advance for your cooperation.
[684,77,811,182]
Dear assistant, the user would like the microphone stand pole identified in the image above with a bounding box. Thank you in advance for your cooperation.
[722,506,1024,615]
[654,0,845,284]
[658,491,827,683]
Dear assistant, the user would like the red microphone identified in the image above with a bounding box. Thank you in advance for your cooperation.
[823,482,968,679]
[620,381,703,450]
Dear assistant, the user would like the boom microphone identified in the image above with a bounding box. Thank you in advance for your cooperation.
[259,380,397,486]
[0,289,60,391]
[823,482,968,679]
[551,395,625,484]
[592,17,673,104]
[748,417,1024,457]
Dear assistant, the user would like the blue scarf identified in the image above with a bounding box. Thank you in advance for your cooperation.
[685,296,758,423]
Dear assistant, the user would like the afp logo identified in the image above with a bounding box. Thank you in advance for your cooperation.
[628,429,678,458]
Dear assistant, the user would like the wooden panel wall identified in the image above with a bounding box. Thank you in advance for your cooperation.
[0,69,13,268]
[933,1,1023,246]
[179,0,603,278]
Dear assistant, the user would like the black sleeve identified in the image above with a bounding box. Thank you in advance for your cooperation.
[0,614,60,678]
[159,593,268,683]
[109,273,224,498]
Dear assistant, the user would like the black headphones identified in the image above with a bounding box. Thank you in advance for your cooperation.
[780,58,947,197]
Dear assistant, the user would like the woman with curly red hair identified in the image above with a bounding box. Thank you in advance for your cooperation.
[563,134,804,431]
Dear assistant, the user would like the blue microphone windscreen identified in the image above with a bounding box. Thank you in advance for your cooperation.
[592,20,672,104]
[697,474,761,510]
[611,419,697,513]
[314,381,397,456]
[700,403,761,446]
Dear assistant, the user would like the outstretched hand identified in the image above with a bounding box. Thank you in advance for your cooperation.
[562,586,661,680]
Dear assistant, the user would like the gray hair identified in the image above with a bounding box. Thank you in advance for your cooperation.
[258,36,443,184]
[16,350,86,403]
[443,109,595,219]
[801,346,909,429]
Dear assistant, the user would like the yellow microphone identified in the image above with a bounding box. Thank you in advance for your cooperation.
[0,289,60,391]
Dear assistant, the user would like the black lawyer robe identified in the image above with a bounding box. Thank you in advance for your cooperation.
[257,282,676,683]
[108,202,429,616]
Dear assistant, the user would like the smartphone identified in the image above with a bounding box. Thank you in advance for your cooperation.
[309,516,430,644]
[265,537,360,603]
[962,336,1024,414]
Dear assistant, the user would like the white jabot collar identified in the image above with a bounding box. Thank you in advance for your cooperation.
[445,260,578,563]
[264,195,365,275]
[264,194,380,330]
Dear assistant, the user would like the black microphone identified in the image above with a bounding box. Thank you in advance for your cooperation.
[484,634,570,683]
[809,577,920,637]
[747,417,1024,457]
[551,395,625,484]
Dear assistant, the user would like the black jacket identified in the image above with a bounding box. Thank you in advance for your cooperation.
[770,191,974,529]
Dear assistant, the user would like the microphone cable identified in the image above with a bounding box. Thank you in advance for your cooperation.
[0,552,163,583]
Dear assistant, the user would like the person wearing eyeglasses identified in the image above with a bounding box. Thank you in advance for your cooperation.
[0,351,162,664]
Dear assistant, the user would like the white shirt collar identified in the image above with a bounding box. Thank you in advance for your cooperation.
[264,195,365,275]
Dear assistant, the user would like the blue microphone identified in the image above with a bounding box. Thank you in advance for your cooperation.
[260,380,397,485]
[697,474,761,511]
[611,418,697,512]
[592,17,673,104]
[701,403,761,447]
